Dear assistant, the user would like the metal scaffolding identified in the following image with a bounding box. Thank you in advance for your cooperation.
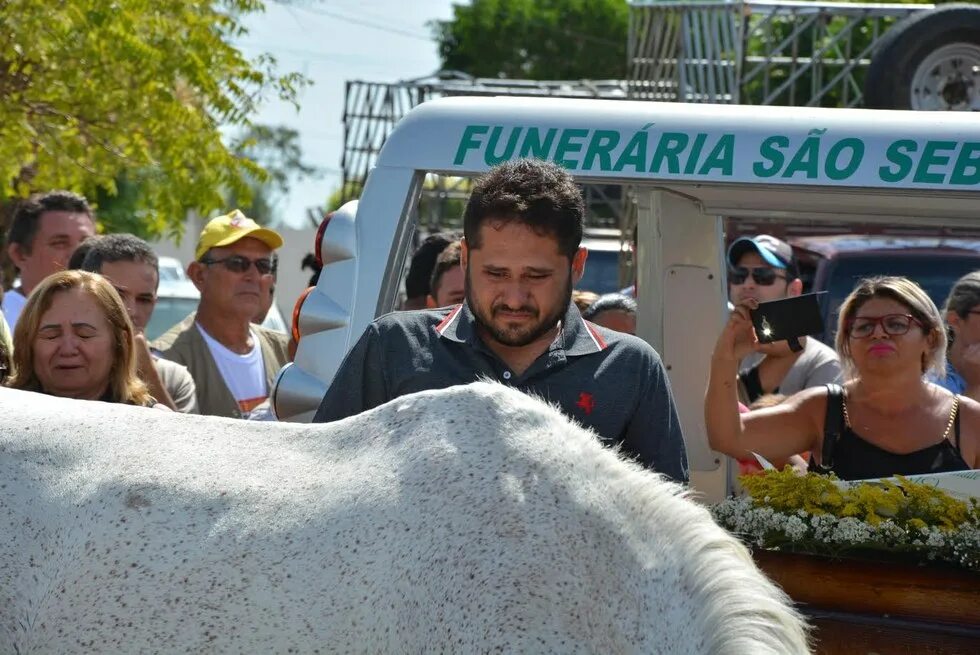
[628,0,929,106]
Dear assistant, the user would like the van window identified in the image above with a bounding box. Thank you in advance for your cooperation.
[822,252,980,340]
[577,249,621,294]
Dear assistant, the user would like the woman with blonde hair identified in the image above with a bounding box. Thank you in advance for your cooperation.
[7,270,159,407]
[706,276,978,480]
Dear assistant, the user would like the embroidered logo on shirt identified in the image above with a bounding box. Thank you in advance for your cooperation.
[576,392,595,415]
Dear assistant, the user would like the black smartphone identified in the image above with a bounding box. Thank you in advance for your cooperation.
[749,292,827,346]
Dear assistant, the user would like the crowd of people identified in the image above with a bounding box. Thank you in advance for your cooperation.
[0,194,290,419]
[1,158,977,485]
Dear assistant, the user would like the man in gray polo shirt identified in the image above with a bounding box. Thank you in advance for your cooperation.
[314,159,688,483]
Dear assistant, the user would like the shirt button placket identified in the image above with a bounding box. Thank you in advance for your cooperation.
[502,371,512,381]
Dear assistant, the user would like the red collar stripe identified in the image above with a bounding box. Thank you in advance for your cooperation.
[584,320,607,351]
[435,304,463,335]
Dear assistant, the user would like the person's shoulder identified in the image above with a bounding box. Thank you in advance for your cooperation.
[943,391,980,452]
[952,391,980,422]
[803,337,839,362]
[372,306,457,334]
[253,324,289,347]
[589,323,663,363]
[151,312,198,353]
[153,355,193,379]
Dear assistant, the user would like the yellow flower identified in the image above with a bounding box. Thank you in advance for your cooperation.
[738,471,976,533]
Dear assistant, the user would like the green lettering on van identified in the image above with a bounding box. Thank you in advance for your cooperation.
[950,143,980,186]
[649,132,689,174]
[698,134,734,176]
[781,135,820,179]
[753,136,788,178]
[484,126,523,165]
[879,140,916,183]
[612,131,648,173]
[824,138,864,181]
[914,141,957,184]
[582,130,621,171]
[518,127,558,159]
[684,134,708,175]
[554,128,589,169]
[454,125,489,165]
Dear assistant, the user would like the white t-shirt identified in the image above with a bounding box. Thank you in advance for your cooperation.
[740,337,842,398]
[1,288,26,330]
[196,324,268,416]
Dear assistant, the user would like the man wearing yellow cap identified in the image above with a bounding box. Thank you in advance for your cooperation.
[153,210,289,418]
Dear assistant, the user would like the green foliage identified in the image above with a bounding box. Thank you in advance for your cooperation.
[326,180,364,212]
[225,124,319,226]
[430,0,629,80]
[0,0,307,238]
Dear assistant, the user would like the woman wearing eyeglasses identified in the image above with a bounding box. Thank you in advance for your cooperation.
[706,276,978,480]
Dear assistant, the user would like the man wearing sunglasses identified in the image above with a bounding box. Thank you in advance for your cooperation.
[726,235,841,405]
[153,210,289,418]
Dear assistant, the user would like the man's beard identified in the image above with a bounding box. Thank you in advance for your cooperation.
[465,266,572,348]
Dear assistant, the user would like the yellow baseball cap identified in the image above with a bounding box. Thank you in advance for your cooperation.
[194,209,284,260]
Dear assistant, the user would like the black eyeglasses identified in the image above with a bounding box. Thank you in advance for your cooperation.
[728,266,787,286]
[846,314,922,339]
[201,254,277,275]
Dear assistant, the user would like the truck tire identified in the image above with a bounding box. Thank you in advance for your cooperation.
[864,4,980,111]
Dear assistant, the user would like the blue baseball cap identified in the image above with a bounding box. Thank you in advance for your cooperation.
[727,235,796,275]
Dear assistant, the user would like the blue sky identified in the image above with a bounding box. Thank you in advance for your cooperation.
[241,0,456,227]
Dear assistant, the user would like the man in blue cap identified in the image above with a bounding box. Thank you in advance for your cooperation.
[726,234,840,404]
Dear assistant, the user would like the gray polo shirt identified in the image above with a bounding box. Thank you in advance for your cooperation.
[313,302,688,482]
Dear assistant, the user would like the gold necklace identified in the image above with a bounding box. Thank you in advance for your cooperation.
[842,392,960,441]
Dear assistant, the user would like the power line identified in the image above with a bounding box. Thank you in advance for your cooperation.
[269,1,433,42]
[238,41,430,69]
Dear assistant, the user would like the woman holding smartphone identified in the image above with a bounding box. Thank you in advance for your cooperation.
[705,275,979,480]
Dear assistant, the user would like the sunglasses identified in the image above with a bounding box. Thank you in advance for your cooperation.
[201,254,277,275]
[845,314,923,339]
[728,266,787,286]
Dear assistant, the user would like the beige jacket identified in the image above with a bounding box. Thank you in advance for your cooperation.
[152,313,289,418]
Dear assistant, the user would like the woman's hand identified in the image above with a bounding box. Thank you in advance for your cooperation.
[714,299,760,362]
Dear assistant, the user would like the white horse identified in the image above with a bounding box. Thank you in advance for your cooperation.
[0,382,808,654]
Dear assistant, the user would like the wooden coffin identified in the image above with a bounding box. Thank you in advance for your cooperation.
[754,550,980,654]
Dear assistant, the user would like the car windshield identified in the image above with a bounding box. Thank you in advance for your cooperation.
[823,253,980,341]
[145,297,198,341]
[577,249,621,295]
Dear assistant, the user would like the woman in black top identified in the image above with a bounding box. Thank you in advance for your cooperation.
[706,276,976,480]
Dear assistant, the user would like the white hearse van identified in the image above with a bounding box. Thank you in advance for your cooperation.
[274,96,980,503]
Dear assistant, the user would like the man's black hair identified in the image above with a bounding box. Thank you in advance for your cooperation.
[301,252,322,287]
[463,158,584,259]
[6,190,93,253]
[429,240,462,297]
[80,233,159,274]
[582,293,638,320]
[67,235,104,270]
[405,232,456,299]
